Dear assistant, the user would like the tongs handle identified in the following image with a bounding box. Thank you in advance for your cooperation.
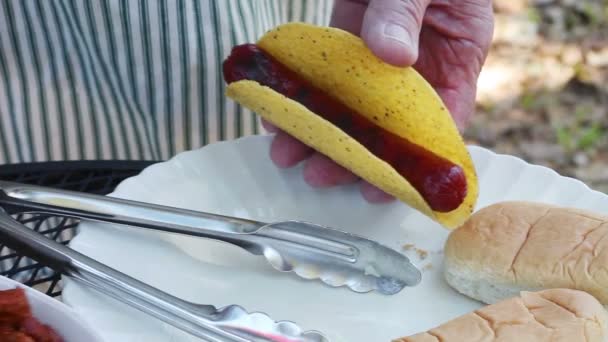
[0,180,263,236]
[0,210,256,342]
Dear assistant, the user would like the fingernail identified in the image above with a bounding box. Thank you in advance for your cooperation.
[383,23,411,47]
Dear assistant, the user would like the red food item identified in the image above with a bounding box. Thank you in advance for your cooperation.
[223,44,467,212]
[0,288,64,342]
[20,318,63,342]
[0,289,31,326]
[0,328,35,342]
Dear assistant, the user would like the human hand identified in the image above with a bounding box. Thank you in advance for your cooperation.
[265,0,494,203]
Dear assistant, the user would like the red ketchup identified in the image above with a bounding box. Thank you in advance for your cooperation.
[223,44,467,212]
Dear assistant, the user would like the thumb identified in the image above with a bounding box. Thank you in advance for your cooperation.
[361,0,430,66]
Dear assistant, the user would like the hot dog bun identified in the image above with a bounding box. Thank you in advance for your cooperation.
[444,201,608,305]
[224,22,478,228]
[395,289,608,342]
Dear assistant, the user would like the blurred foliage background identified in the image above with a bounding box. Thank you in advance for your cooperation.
[464,0,608,193]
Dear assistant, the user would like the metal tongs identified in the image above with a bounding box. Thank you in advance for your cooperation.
[0,181,421,294]
[0,209,327,342]
[0,181,421,341]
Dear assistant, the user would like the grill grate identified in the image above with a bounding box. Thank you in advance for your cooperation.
[0,161,156,297]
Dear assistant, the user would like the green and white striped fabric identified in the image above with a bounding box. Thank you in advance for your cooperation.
[0,0,334,164]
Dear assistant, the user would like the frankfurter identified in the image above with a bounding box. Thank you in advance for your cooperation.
[222,22,478,228]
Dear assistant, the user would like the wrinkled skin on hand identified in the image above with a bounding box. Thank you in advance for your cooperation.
[265,0,494,203]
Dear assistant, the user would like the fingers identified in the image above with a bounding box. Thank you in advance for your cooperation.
[269,129,394,204]
[303,154,396,205]
[303,153,359,187]
[261,118,279,133]
[360,181,395,203]
[435,86,477,133]
[270,131,313,168]
[329,0,367,35]
[361,0,431,66]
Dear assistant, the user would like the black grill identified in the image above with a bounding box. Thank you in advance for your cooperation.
[0,161,157,297]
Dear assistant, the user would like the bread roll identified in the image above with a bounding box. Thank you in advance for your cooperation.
[394,289,608,342]
[443,201,608,305]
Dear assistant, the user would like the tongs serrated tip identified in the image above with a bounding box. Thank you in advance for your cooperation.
[254,220,421,295]
[213,305,328,342]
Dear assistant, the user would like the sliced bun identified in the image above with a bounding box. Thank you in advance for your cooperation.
[394,288,608,342]
[443,201,608,305]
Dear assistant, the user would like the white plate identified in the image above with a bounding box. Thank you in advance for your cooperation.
[62,135,608,342]
[0,275,103,342]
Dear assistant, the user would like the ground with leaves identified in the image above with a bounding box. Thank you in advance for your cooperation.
[464,0,608,193]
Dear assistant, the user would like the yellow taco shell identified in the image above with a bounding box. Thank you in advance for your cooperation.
[225,22,478,228]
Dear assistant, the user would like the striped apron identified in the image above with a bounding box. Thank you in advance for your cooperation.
[0,0,334,164]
